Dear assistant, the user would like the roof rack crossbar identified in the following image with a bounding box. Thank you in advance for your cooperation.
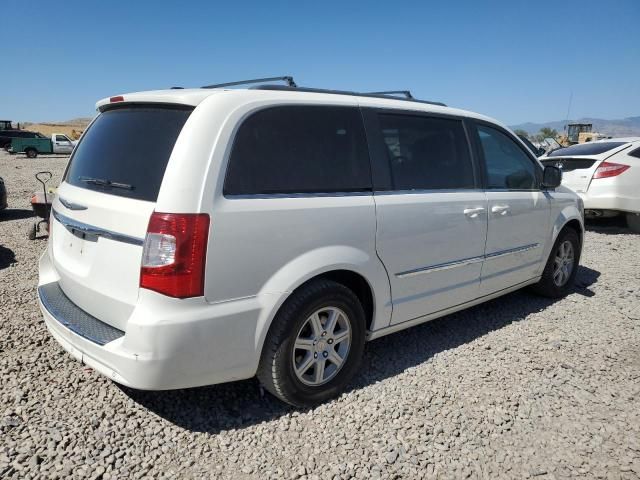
[366,90,414,99]
[202,76,297,89]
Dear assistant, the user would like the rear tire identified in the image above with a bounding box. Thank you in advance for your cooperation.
[626,213,640,233]
[531,228,580,298]
[25,148,38,158]
[257,279,366,407]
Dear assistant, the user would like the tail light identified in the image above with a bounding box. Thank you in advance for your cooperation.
[593,161,630,179]
[140,212,210,298]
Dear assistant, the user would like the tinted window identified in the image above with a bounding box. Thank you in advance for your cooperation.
[518,135,542,156]
[377,114,474,190]
[55,135,69,142]
[224,106,371,195]
[547,141,626,157]
[64,106,193,201]
[540,157,596,172]
[477,125,538,190]
[629,146,640,159]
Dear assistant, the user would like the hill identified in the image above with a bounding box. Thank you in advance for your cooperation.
[22,118,92,140]
[510,116,640,138]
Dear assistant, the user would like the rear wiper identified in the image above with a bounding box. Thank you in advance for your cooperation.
[79,176,134,190]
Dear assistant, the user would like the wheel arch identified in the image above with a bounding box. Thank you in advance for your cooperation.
[563,218,583,246]
[252,247,392,369]
[25,147,38,157]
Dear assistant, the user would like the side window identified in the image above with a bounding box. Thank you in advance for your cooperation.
[377,114,475,190]
[477,125,539,190]
[55,135,69,142]
[224,106,371,195]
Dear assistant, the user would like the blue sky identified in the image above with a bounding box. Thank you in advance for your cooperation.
[2,0,639,125]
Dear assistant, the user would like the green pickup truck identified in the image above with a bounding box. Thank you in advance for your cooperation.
[9,133,77,158]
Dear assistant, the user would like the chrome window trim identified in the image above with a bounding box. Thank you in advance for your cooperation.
[374,188,485,196]
[52,209,144,246]
[223,191,373,200]
[225,189,485,199]
[395,243,540,278]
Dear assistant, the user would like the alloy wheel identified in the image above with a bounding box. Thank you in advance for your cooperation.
[292,307,352,386]
[553,240,574,287]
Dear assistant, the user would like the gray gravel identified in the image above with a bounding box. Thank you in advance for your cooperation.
[1,149,639,479]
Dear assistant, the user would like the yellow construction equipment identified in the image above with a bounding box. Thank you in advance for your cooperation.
[558,123,608,146]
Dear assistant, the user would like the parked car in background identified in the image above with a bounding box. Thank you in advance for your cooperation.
[38,79,583,407]
[0,130,46,150]
[8,133,77,158]
[540,138,640,232]
[0,176,7,211]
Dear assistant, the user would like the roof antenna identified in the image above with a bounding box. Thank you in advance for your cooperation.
[564,91,573,130]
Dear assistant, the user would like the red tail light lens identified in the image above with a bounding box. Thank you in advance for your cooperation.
[593,161,630,179]
[140,212,210,298]
[110,96,124,103]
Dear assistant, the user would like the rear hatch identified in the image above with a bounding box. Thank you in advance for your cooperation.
[49,104,193,331]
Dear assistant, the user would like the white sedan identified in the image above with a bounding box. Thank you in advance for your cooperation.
[541,138,640,232]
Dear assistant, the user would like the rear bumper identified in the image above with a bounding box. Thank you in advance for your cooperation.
[580,178,640,214]
[38,253,265,390]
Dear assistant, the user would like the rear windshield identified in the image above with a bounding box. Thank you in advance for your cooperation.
[547,141,626,157]
[540,157,597,172]
[64,105,193,201]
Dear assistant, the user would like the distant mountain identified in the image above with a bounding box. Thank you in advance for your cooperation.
[510,116,640,138]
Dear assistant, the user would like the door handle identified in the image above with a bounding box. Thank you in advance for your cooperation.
[463,207,485,218]
[491,205,511,215]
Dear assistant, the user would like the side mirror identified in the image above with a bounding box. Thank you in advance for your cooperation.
[542,165,562,189]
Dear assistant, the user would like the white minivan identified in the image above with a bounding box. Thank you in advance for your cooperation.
[38,78,584,406]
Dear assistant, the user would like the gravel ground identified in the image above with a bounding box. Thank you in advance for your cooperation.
[1,149,639,480]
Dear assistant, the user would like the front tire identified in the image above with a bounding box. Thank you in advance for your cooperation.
[532,228,580,298]
[25,148,38,158]
[626,213,640,233]
[257,279,366,407]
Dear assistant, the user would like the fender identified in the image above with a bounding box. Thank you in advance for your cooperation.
[541,189,585,268]
[251,245,392,364]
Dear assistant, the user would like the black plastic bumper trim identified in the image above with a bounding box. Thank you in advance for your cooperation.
[38,282,125,346]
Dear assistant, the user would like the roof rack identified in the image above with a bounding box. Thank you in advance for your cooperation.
[366,90,414,99]
[254,85,446,107]
[198,76,445,106]
[202,76,297,89]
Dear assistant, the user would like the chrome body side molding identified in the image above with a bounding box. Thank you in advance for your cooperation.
[395,243,540,278]
[396,255,485,279]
